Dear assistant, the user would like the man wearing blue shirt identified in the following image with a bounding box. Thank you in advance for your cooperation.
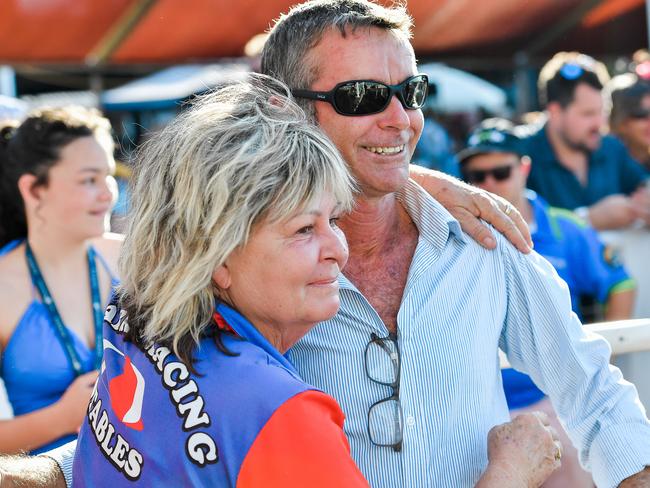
[522,52,650,230]
[459,118,637,487]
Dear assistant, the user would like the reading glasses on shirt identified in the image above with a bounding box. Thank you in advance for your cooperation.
[292,74,428,116]
[365,332,403,452]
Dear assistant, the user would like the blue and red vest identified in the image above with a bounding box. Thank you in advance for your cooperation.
[73,298,368,487]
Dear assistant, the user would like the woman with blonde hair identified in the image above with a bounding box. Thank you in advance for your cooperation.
[72,76,559,487]
[0,107,121,454]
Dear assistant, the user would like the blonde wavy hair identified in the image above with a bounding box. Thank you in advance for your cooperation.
[119,75,355,365]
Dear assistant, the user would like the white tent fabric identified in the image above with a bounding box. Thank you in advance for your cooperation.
[101,63,250,111]
[0,94,27,121]
[419,62,508,114]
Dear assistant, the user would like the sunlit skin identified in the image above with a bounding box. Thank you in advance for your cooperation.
[27,136,116,242]
[549,83,606,154]
[309,27,424,200]
[213,193,349,353]
[303,27,425,335]
[615,94,650,165]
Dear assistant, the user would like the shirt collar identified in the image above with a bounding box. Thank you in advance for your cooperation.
[397,178,467,249]
[215,302,299,375]
[337,179,467,292]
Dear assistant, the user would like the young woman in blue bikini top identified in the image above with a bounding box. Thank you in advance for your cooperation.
[0,107,122,453]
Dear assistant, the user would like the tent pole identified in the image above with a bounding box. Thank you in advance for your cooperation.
[514,52,532,116]
[647,0,650,48]
[526,0,604,55]
[85,0,158,68]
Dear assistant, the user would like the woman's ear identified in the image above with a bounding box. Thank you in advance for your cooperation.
[17,173,41,208]
[212,264,231,290]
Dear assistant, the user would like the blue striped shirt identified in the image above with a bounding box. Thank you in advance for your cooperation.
[291,179,650,488]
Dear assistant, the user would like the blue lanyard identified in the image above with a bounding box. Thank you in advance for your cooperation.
[24,242,103,376]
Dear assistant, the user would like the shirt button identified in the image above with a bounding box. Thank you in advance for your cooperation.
[406,415,416,427]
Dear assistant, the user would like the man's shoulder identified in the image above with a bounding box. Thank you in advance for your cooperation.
[597,134,628,157]
[546,206,588,231]
[518,123,554,165]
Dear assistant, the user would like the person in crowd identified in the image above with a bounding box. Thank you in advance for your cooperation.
[411,84,461,176]
[72,77,560,487]
[0,107,121,454]
[459,118,638,487]
[522,51,650,230]
[412,114,460,176]
[460,118,636,321]
[7,2,650,487]
[607,73,650,171]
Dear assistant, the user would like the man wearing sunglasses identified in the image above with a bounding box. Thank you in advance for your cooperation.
[460,118,635,326]
[259,2,650,488]
[523,51,650,230]
[460,119,636,487]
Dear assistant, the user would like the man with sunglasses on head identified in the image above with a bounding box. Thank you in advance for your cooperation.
[523,51,650,230]
[259,2,650,487]
[460,119,636,487]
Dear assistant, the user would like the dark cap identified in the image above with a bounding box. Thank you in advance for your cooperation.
[457,118,524,166]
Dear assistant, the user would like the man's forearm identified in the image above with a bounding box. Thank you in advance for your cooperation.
[0,455,65,488]
[604,289,635,321]
[619,466,650,487]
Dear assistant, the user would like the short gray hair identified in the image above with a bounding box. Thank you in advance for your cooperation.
[261,0,412,119]
[119,74,355,366]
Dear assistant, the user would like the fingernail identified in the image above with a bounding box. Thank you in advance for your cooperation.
[483,236,496,247]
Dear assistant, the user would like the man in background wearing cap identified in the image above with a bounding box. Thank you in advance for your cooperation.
[459,118,636,487]
[522,52,650,230]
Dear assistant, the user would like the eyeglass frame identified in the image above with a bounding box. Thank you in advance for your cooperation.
[364,332,403,452]
[292,74,429,117]
[628,107,650,120]
[462,164,516,184]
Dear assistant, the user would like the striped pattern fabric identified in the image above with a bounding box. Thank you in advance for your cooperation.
[291,179,650,488]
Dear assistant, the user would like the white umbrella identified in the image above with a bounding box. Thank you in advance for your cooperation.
[419,62,507,114]
[0,94,27,122]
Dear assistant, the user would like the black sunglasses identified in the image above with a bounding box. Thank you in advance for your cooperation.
[463,165,514,184]
[292,74,428,116]
[629,108,650,120]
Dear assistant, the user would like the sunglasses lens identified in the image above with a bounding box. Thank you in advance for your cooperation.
[334,81,390,115]
[403,76,428,109]
[464,170,486,184]
[630,109,650,119]
[464,165,513,184]
[492,166,513,181]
